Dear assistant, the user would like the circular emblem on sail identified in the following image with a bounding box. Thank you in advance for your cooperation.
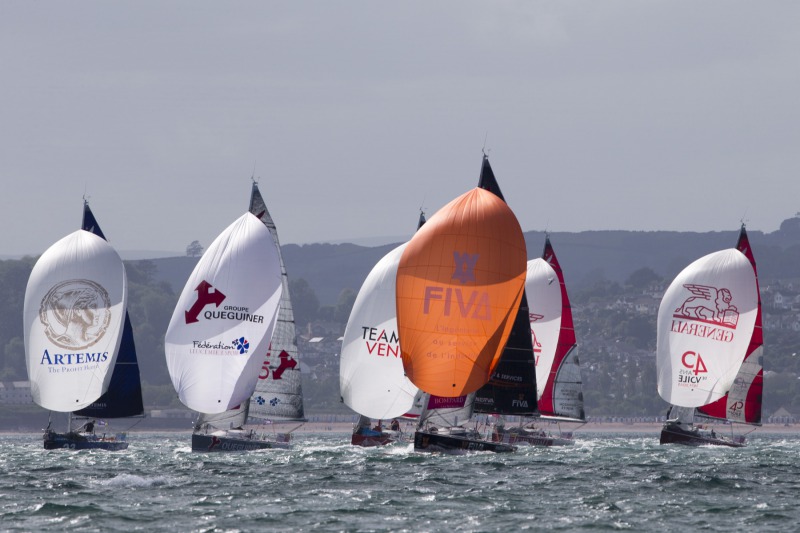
[38,279,112,350]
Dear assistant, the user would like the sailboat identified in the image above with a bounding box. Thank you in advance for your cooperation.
[487,236,585,446]
[166,182,303,452]
[471,156,540,445]
[397,156,528,453]
[25,201,143,450]
[339,213,425,447]
[657,225,762,447]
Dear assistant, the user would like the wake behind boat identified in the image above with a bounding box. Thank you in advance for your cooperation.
[656,225,763,447]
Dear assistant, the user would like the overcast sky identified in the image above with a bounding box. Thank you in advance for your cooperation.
[2,1,799,257]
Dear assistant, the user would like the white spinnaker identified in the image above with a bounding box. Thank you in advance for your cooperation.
[656,249,757,408]
[339,243,419,420]
[526,258,562,400]
[165,213,282,414]
[24,230,127,412]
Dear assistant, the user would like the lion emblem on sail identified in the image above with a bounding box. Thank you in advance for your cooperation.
[39,279,112,349]
[673,284,739,328]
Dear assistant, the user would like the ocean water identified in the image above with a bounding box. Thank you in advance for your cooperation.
[1,431,798,532]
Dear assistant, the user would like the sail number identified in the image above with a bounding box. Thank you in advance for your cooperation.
[681,351,708,376]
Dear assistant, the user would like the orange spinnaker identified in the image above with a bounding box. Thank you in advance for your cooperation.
[396,187,527,397]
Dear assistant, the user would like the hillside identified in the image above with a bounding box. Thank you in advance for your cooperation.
[2,215,800,422]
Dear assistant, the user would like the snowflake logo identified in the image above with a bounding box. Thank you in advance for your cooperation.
[269,397,280,407]
[256,396,265,406]
[232,337,249,354]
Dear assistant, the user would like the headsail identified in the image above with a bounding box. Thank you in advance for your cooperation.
[24,228,127,412]
[165,212,283,414]
[656,229,759,411]
[75,202,144,419]
[527,237,584,421]
[396,186,527,397]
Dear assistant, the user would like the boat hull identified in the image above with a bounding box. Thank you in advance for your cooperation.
[191,433,292,452]
[43,431,129,451]
[351,430,404,447]
[492,428,574,447]
[414,430,515,453]
[659,423,745,448]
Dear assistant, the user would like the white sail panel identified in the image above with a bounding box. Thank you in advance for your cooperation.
[657,249,758,407]
[24,230,127,412]
[165,213,282,414]
[525,259,562,400]
[418,393,476,428]
[339,243,419,420]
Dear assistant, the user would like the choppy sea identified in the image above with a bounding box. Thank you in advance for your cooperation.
[1,431,798,532]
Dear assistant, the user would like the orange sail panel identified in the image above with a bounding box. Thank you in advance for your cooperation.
[396,187,527,397]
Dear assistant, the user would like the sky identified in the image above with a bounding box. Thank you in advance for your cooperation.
[2,1,799,257]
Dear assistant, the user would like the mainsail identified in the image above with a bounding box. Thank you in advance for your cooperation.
[165,211,283,414]
[246,182,305,421]
[24,221,127,412]
[75,203,144,419]
[527,237,585,421]
[656,226,760,422]
[473,156,538,415]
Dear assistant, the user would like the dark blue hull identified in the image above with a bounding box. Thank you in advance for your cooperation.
[192,433,291,452]
[659,423,745,448]
[414,430,516,453]
[43,431,129,451]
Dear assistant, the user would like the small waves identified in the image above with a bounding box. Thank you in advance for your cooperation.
[1,432,800,531]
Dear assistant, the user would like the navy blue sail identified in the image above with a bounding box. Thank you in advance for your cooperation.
[474,155,538,416]
[75,202,144,419]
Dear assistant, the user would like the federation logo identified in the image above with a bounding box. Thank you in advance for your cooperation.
[232,337,250,354]
[39,279,112,350]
